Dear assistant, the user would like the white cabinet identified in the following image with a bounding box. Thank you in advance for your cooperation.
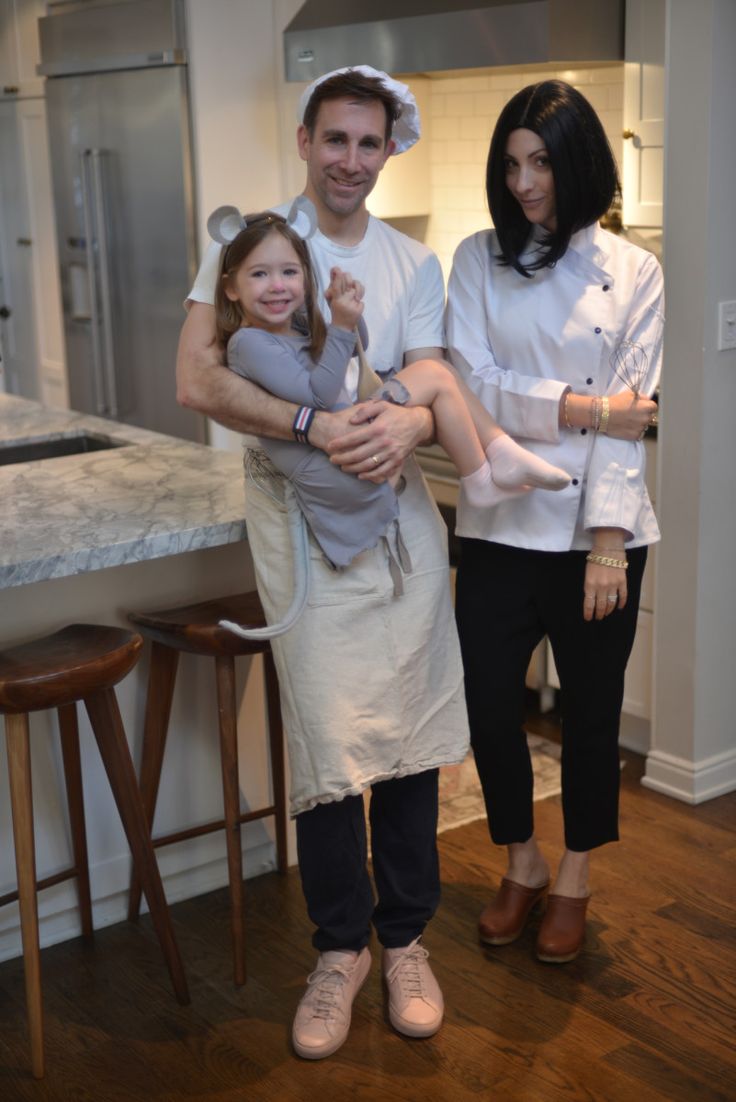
[0,0,44,100]
[622,0,665,227]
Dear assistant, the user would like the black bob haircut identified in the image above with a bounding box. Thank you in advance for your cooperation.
[486,80,620,277]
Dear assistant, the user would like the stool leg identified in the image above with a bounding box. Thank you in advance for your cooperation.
[57,704,94,940]
[263,649,288,874]
[5,714,45,1079]
[215,654,246,986]
[83,688,189,1006]
[128,642,179,922]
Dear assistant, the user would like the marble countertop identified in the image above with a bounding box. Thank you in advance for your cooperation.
[0,394,247,590]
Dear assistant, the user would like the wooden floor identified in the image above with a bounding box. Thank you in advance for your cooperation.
[1,721,735,1101]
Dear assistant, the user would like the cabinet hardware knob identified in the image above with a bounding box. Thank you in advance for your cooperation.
[0,306,11,319]
[17,237,32,247]
[2,85,19,95]
[622,128,637,140]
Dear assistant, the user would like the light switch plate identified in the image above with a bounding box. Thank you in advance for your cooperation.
[718,300,736,351]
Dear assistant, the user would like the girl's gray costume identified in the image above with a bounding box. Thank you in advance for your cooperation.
[220,320,412,642]
[227,321,403,568]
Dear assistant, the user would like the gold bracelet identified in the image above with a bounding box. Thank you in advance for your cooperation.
[599,395,610,434]
[563,391,573,429]
[586,552,628,569]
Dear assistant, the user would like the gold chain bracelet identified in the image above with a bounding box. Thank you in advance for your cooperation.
[586,552,628,569]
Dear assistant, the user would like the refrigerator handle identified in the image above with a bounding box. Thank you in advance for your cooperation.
[90,149,119,419]
[79,150,108,415]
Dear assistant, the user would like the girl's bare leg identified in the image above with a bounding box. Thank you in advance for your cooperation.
[395,360,570,495]
[394,360,527,508]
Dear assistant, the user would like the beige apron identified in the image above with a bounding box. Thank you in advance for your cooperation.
[243,450,470,815]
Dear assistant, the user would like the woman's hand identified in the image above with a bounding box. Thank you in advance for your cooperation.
[583,528,628,620]
[583,560,628,621]
[562,389,657,441]
[605,391,657,441]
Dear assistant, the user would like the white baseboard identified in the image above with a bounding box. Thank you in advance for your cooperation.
[0,835,278,965]
[641,745,736,804]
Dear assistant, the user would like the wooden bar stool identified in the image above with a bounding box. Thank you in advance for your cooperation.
[127,591,288,986]
[0,623,190,1080]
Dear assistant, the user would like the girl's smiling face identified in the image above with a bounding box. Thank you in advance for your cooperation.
[225,231,306,335]
[503,127,557,232]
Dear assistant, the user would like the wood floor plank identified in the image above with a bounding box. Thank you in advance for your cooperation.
[1,733,734,1102]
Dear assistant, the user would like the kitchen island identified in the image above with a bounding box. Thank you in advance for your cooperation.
[0,394,285,963]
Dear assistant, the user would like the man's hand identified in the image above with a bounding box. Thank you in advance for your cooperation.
[311,401,433,483]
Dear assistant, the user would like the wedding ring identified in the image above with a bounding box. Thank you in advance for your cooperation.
[606,595,617,603]
[370,454,380,467]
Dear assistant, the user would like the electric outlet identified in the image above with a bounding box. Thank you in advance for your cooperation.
[718,300,736,351]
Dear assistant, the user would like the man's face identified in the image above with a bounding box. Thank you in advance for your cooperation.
[298,97,395,218]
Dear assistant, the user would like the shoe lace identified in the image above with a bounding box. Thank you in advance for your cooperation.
[304,962,353,1021]
[385,941,430,998]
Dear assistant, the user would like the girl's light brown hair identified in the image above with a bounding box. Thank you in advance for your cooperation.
[214,212,327,358]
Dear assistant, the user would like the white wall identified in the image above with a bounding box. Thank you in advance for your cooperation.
[424,65,624,282]
[185,0,304,450]
[644,0,736,802]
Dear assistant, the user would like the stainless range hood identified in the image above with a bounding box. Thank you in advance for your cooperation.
[284,0,623,81]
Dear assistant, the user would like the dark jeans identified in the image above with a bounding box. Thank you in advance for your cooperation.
[455,539,647,852]
[295,769,440,952]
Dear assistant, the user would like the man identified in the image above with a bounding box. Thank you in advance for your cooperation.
[178,66,469,1060]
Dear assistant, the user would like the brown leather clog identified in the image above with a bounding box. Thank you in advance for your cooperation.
[478,878,549,946]
[535,893,590,962]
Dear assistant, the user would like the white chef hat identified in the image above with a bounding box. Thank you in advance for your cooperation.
[297,64,420,155]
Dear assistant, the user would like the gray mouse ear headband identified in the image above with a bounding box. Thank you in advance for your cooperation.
[207,197,318,246]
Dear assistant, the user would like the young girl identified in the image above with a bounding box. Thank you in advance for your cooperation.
[212,204,569,573]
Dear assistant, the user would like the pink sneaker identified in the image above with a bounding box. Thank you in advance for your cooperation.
[292,947,371,1060]
[383,938,444,1038]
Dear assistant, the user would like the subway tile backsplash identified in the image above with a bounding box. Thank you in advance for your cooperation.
[424,65,624,284]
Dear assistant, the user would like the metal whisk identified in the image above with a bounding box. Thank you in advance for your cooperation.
[609,339,648,398]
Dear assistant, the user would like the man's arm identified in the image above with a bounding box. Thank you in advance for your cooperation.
[176,302,300,438]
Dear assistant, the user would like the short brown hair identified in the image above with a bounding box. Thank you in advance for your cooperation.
[214,213,327,358]
[302,70,401,146]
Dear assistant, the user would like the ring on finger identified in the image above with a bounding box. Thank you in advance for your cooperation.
[606,595,617,603]
[370,454,380,467]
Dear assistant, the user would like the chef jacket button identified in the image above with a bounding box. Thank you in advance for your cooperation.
[602,284,610,292]
[581,428,588,435]
[572,478,580,486]
[586,377,593,385]
[594,327,602,334]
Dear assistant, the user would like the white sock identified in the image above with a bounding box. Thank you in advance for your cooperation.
[460,462,530,509]
[487,435,570,491]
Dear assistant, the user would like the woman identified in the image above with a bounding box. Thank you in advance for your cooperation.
[445,80,663,962]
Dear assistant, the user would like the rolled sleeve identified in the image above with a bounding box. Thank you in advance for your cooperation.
[405,252,446,353]
[186,240,222,307]
[584,253,664,536]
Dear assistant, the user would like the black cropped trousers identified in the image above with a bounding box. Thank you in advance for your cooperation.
[455,539,647,853]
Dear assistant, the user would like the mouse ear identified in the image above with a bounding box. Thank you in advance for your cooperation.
[207,205,247,245]
[286,196,318,241]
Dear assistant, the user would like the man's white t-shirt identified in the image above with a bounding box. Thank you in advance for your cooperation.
[188,201,446,400]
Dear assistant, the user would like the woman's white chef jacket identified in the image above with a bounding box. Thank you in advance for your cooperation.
[445,222,664,551]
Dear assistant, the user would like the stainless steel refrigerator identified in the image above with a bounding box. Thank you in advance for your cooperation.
[39,0,204,442]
